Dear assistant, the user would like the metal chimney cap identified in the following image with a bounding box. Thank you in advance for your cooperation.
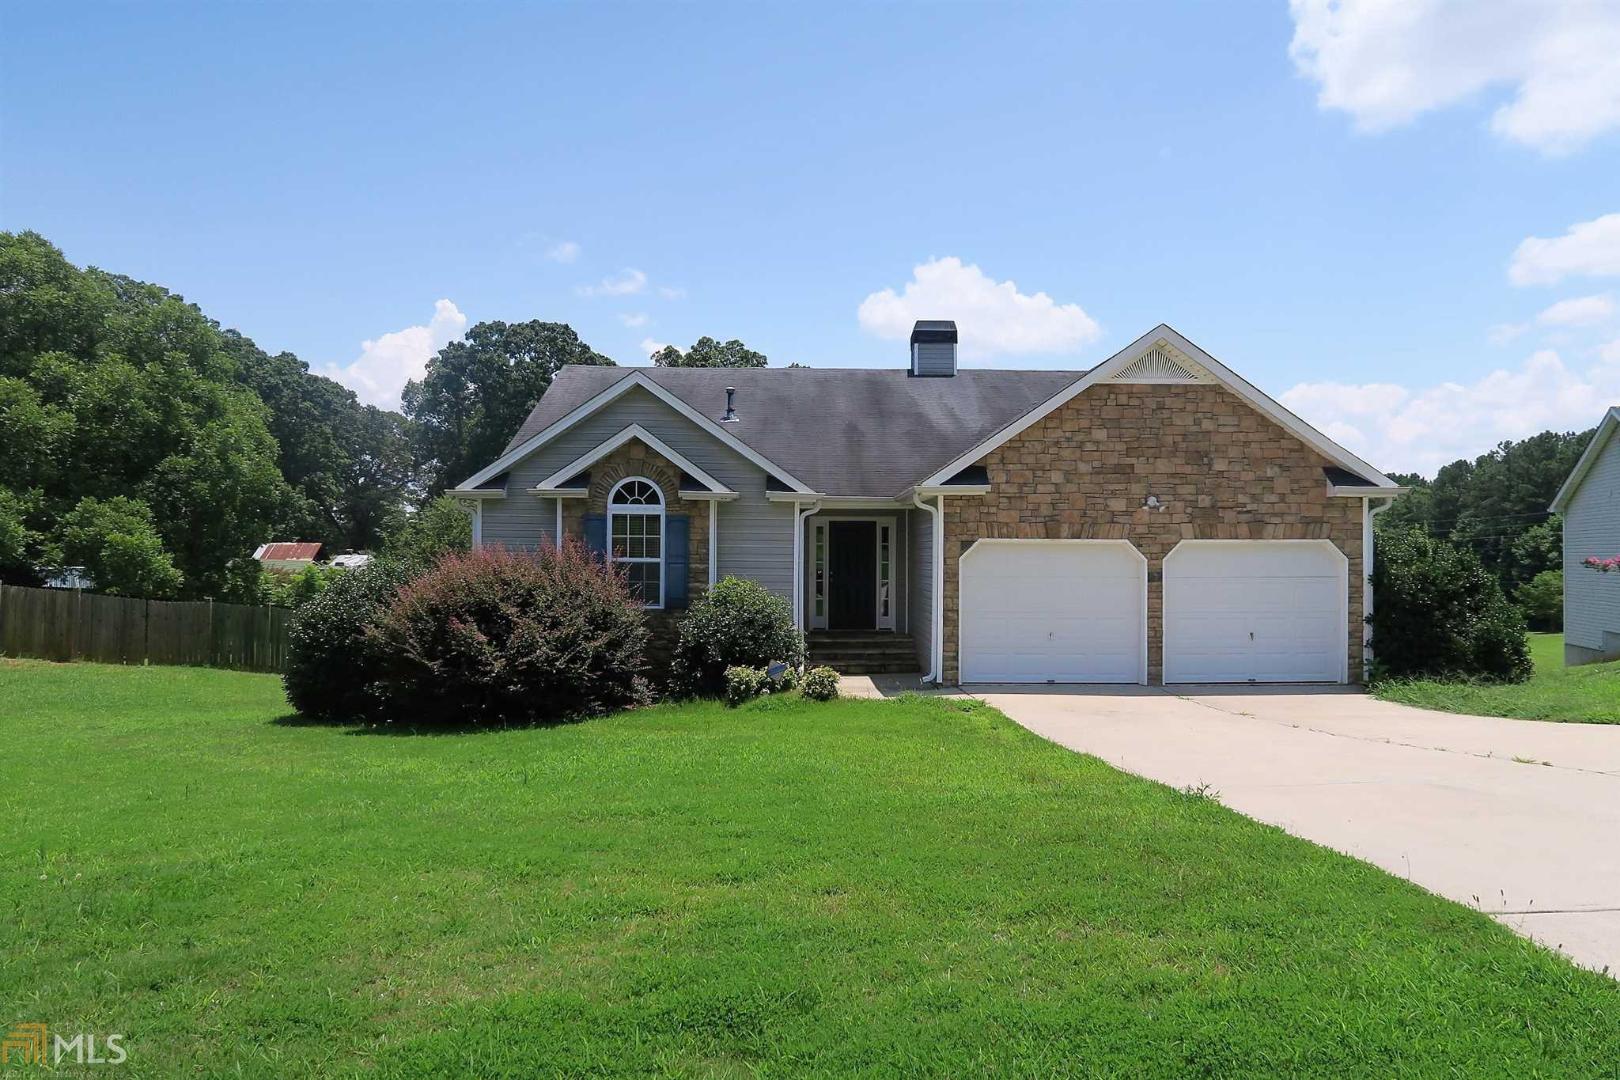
[909,320,958,345]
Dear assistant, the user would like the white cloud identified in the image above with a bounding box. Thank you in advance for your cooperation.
[577,268,647,297]
[618,312,649,328]
[323,300,467,410]
[544,240,580,264]
[1510,213,1620,285]
[1537,293,1616,326]
[1488,321,1530,345]
[639,337,671,358]
[857,257,1101,361]
[1288,0,1620,154]
[1282,346,1620,476]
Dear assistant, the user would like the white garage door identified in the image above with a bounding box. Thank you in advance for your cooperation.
[959,540,1145,683]
[1163,541,1347,684]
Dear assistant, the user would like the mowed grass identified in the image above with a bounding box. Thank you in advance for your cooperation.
[4,661,1620,1078]
[1375,633,1620,724]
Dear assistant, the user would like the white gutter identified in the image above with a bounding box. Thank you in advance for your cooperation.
[708,501,718,587]
[1363,496,1397,679]
[554,498,563,549]
[912,491,945,684]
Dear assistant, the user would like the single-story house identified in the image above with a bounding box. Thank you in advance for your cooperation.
[1551,406,1620,666]
[253,542,322,572]
[453,322,1404,685]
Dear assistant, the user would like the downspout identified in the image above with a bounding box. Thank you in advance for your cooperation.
[554,497,563,549]
[1363,496,1396,680]
[708,501,718,588]
[471,502,483,550]
[792,500,821,629]
[912,491,944,684]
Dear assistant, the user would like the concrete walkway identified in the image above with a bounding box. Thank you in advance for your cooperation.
[971,684,1620,976]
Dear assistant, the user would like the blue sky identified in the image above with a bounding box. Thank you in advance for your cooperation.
[4,1,1620,475]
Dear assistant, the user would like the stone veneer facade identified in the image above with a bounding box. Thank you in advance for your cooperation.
[940,384,1364,685]
[558,440,711,658]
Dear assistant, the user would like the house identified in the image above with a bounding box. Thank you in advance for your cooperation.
[1550,407,1620,666]
[453,322,1404,685]
[253,542,322,572]
[328,552,371,570]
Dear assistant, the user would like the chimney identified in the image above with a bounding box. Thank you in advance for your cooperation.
[909,320,957,377]
[721,386,739,422]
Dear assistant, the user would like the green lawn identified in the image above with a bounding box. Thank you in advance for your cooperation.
[4,661,1619,1077]
[1374,632,1620,724]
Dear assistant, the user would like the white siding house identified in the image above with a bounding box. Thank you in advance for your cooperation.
[1552,407,1620,666]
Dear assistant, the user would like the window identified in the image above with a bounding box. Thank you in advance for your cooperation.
[609,477,663,608]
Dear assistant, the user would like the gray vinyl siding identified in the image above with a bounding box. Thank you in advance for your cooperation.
[911,342,956,377]
[477,386,796,600]
[1564,428,1620,650]
[908,506,934,671]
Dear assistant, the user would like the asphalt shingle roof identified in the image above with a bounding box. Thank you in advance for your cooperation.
[502,366,1088,497]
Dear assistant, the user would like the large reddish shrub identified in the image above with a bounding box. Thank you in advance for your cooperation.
[369,543,650,726]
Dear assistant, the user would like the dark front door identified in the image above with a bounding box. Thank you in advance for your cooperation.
[828,521,877,630]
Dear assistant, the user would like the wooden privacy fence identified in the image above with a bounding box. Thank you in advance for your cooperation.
[0,585,291,673]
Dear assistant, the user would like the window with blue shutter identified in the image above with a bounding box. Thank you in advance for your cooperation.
[583,513,607,558]
[665,514,690,609]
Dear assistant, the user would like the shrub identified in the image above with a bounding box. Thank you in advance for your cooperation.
[381,495,471,570]
[369,543,649,726]
[283,559,413,722]
[1370,528,1532,683]
[672,576,804,696]
[724,665,768,707]
[801,666,839,701]
[1515,569,1563,633]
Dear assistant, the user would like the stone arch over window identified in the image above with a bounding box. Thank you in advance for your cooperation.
[608,476,664,608]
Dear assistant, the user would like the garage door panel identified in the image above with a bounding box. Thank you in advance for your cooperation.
[1165,542,1345,684]
[960,542,1144,683]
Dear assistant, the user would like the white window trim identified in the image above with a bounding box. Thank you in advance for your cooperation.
[608,476,666,610]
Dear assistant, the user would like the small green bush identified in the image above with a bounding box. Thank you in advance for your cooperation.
[283,559,413,722]
[801,666,839,701]
[673,576,804,696]
[724,665,768,707]
[1515,569,1563,633]
[1370,528,1532,683]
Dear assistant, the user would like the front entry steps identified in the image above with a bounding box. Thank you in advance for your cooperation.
[806,631,920,675]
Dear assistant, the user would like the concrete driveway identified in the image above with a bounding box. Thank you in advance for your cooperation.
[974,684,1620,975]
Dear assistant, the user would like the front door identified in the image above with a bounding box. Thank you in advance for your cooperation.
[828,520,877,630]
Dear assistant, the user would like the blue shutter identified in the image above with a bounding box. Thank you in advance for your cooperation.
[583,514,607,559]
[665,514,690,609]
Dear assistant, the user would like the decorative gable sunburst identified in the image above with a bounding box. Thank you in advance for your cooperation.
[1107,340,1213,384]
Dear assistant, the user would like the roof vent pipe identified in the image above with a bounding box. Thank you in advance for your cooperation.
[721,386,739,423]
[909,320,958,377]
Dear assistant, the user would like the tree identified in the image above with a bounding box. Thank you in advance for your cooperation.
[381,495,472,570]
[57,496,183,598]
[0,231,299,599]
[651,336,768,369]
[0,488,44,585]
[1516,569,1563,633]
[1376,431,1589,594]
[403,321,614,495]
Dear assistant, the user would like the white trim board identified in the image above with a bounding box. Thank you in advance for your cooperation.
[917,324,1399,491]
[1551,406,1620,513]
[534,423,735,494]
[456,371,815,494]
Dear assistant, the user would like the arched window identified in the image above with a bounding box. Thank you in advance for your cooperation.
[608,477,664,608]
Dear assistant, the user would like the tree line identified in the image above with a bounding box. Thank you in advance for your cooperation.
[0,231,767,601]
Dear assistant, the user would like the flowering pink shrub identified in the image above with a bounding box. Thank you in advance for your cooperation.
[1584,556,1620,572]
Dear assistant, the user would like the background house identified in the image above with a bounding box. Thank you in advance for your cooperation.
[1552,407,1620,665]
[252,542,322,573]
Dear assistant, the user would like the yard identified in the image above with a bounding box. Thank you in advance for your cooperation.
[5,660,1620,1077]
[1374,632,1620,724]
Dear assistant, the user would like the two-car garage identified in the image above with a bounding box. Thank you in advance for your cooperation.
[957,539,1348,684]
